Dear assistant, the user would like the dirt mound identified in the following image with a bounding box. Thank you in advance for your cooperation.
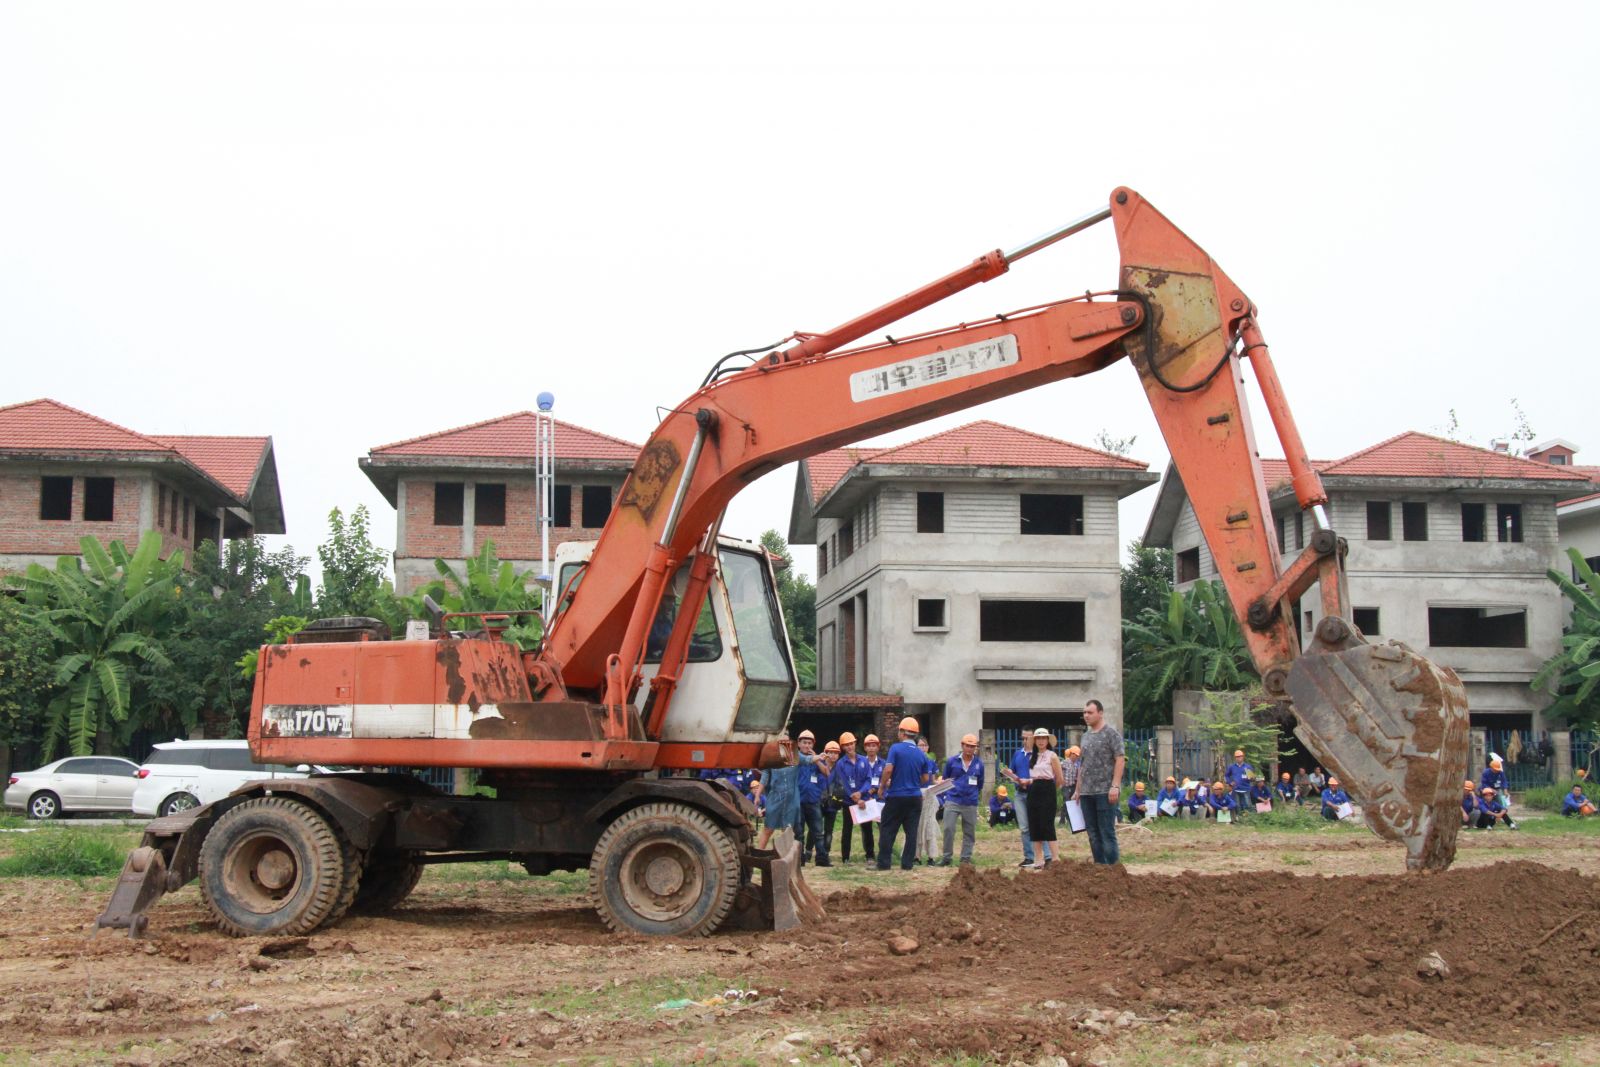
[848,860,1600,1047]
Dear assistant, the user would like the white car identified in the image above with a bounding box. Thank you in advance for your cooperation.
[5,756,141,819]
[131,740,313,817]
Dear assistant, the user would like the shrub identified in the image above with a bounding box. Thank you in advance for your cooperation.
[1517,784,1573,813]
[0,829,128,877]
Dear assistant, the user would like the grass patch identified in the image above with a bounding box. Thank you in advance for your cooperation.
[1519,783,1591,812]
[0,828,129,877]
[424,863,590,893]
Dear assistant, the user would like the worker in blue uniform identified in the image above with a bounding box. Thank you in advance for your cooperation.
[1224,750,1254,813]
[831,732,875,863]
[1562,783,1593,817]
[1126,781,1150,823]
[1153,776,1182,818]
[988,785,1016,826]
[1320,777,1351,821]
[874,717,932,871]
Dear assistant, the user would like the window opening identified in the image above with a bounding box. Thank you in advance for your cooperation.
[979,600,1085,642]
[1366,501,1391,541]
[83,477,115,522]
[1176,548,1200,583]
[1402,501,1428,541]
[917,491,944,533]
[475,483,506,526]
[1428,606,1526,648]
[581,485,611,528]
[1461,502,1486,542]
[916,598,947,629]
[1020,493,1084,535]
[39,476,71,521]
[1353,607,1381,635]
[434,482,465,526]
[1496,503,1522,543]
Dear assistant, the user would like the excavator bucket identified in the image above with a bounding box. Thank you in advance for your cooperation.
[728,829,826,932]
[1286,639,1471,870]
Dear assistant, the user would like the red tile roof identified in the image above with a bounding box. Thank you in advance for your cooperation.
[0,400,280,509]
[1559,465,1600,507]
[1258,432,1584,491]
[0,398,171,454]
[794,691,905,709]
[152,436,270,498]
[370,412,639,461]
[804,420,1148,503]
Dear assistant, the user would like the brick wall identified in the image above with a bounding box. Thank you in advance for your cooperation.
[401,480,461,558]
[0,470,146,557]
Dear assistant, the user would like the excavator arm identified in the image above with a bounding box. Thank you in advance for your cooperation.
[545,186,1469,870]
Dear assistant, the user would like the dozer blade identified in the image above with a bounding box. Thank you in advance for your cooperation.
[1286,639,1471,871]
[728,829,826,932]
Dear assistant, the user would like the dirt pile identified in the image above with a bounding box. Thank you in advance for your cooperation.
[877,860,1600,1043]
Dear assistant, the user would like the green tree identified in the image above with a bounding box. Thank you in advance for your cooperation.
[22,533,184,757]
[316,505,393,619]
[1121,539,1174,624]
[759,530,817,688]
[1532,548,1600,729]
[1121,580,1256,729]
[409,540,544,650]
[1190,688,1290,782]
[141,538,311,739]
[0,594,56,756]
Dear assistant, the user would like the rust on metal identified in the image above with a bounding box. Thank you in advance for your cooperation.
[619,440,681,521]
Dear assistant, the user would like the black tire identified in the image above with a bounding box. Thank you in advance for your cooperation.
[27,791,61,820]
[197,796,351,938]
[589,802,741,937]
[158,792,200,817]
[352,851,425,914]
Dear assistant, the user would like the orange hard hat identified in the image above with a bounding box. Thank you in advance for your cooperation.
[1328,777,1340,787]
[839,732,856,746]
[996,785,1008,798]
[798,729,815,741]
[1280,772,1291,779]
[1464,780,1475,790]
[1234,749,1245,758]
[898,717,920,734]
[824,741,840,753]
[864,734,880,745]
[961,733,979,746]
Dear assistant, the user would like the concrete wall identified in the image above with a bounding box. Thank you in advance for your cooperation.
[815,479,1128,745]
[1279,488,1567,727]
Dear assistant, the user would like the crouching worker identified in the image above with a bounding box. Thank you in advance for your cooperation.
[1127,781,1150,823]
[1320,777,1351,821]
[1275,772,1295,804]
[1476,786,1516,830]
[1563,783,1595,817]
[989,785,1016,827]
[1154,776,1182,818]
[1178,780,1203,819]
[1207,780,1236,821]
[1461,780,1477,827]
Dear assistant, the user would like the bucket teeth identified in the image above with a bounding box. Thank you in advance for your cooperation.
[1286,640,1471,870]
[730,829,826,931]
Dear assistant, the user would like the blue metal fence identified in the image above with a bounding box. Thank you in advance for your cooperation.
[1122,729,1157,788]
[1572,731,1598,781]
[1482,729,1554,791]
[1173,736,1218,784]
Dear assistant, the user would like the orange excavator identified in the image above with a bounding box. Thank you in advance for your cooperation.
[98,188,1469,939]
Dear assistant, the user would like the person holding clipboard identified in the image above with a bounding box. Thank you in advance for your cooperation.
[1023,728,1065,870]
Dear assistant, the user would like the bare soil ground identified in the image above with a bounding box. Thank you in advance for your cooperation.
[1,815,1598,1067]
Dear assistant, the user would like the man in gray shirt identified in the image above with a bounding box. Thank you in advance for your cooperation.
[1071,698,1125,865]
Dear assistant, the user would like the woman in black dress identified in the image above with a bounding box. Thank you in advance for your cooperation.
[1025,728,1065,869]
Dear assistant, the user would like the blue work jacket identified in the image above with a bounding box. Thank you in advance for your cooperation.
[1225,762,1254,791]
[1562,791,1590,815]
[800,762,829,805]
[1208,792,1236,812]
[1480,767,1510,793]
[1127,792,1149,816]
[831,754,871,803]
[1321,788,1350,812]
[942,754,984,806]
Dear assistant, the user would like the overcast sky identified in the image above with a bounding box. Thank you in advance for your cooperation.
[3,2,1595,585]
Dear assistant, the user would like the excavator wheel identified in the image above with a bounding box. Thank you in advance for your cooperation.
[589,802,741,937]
[198,796,354,937]
[352,851,425,914]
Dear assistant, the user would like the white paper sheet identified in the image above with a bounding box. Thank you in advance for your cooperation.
[1255,801,1273,814]
[1335,801,1354,820]
[849,800,884,825]
[1158,799,1179,817]
[1064,799,1087,834]
[1216,809,1233,824]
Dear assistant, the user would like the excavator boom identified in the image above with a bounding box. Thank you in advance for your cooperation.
[551,186,1470,868]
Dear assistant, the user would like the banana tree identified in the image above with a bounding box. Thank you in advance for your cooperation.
[22,532,184,757]
[409,540,543,649]
[1532,548,1600,729]
[1122,579,1257,728]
